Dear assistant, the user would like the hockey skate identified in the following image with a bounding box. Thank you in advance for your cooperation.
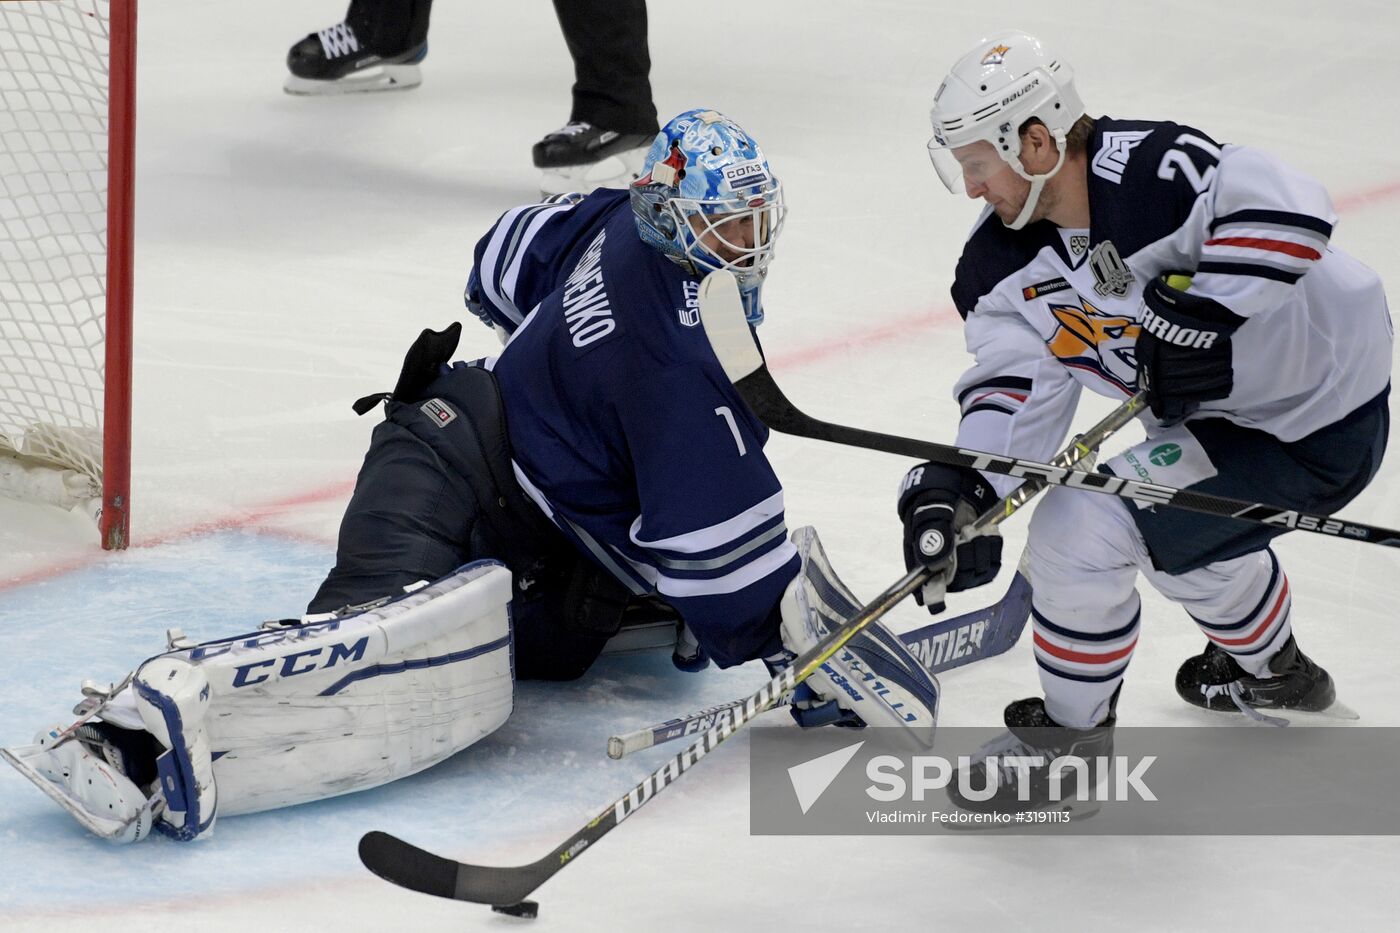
[284,20,427,95]
[532,121,653,196]
[1175,636,1354,721]
[2,722,161,843]
[947,695,1115,821]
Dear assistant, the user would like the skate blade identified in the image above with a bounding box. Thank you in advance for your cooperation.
[283,63,423,96]
[538,147,648,197]
[1,743,157,843]
[1193,698,1361,724]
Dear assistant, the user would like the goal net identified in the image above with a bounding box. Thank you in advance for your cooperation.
[0,0,135,548]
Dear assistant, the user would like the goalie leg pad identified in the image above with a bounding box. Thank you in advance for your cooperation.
[191,560,514,816]
[5,562,515,842]
[134,657,217,840]
[779,527,939,746]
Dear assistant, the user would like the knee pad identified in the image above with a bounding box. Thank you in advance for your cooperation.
[1025,486,1145,614]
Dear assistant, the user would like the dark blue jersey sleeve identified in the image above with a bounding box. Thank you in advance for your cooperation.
[612,362,796,666]
[465,190,624,335]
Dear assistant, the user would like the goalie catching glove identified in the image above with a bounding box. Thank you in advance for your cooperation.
[768,527,939,747]
[897,463,1002,614]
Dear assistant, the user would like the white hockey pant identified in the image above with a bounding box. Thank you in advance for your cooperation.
[1025,486,1293,729]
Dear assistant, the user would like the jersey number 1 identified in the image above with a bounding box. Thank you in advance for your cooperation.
[714,406,747,456]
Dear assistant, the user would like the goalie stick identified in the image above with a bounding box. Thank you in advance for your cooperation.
[606,569,1034,758]
[356,359,1142,909]
[696,272,1400,550]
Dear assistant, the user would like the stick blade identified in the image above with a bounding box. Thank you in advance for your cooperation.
[897,571,1033,674]
[698,270,764,384]
[359,830,550,906]
[359,830,460,899]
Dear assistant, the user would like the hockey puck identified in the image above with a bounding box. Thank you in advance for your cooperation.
[491,901,539,919]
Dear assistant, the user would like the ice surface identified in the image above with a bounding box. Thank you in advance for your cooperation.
[3,1,1400,929]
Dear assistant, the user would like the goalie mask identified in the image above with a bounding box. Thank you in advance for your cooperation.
[631,109,786,325]
[927,31,1085,230]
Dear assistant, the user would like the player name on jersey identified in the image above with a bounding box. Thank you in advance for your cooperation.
[561,230,616,348]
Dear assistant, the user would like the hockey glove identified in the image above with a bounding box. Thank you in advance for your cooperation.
[897,462,1002,614]
[1135,275,1245,424]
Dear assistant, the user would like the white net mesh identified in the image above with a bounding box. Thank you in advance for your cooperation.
[0,0,112,487]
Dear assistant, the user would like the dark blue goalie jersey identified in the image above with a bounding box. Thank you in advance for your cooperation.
[466,189,798,667]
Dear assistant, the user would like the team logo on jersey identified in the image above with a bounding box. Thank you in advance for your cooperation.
[1022,277,1071,301]
[420,398,457,427]
[1091,130,1152,184]
[1089,240,1135,298]
[1149,444,1182,467]
[980,43,1011,65]
[677,280,702,327]
[1069,234,1090,257]
[1045,297,1140,393]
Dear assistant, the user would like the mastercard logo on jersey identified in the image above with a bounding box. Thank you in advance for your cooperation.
[1022,277,1072,300]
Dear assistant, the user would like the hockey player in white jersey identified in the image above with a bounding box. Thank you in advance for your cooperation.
[898,31,1392,812]
[4,110,939,845]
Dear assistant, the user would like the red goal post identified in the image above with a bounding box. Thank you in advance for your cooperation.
[0,0,136,549]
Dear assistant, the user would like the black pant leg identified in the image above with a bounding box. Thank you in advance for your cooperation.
[308,418,477,614]
[309,371,620,681]
[345,0,433,51]
[551,0,659,134]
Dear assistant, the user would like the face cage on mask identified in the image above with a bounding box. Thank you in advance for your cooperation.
[665,184,787,284]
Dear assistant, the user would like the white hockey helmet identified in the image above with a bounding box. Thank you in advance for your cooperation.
[927,31,1085,229]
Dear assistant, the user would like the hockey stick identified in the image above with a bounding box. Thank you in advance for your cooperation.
[356,373,1142,910]
[359,567,930,910]
[697,272,1400,549]
[606,570,1034,758]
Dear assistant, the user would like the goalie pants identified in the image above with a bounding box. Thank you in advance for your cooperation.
[1024,389,1388,728]
[310,362,640,681]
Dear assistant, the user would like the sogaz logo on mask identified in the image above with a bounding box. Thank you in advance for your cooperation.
[1148,443,1182,467]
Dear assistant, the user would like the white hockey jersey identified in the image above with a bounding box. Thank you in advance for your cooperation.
[948,118,1393,494]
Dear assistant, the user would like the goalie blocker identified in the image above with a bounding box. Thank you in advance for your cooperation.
[3,562,514,843]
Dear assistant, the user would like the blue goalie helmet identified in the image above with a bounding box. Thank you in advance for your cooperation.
[630,109,786,325]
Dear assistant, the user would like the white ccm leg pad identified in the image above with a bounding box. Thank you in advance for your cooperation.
[780,526,939,747]
[3,561,514,843]
[186,560,514,819]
